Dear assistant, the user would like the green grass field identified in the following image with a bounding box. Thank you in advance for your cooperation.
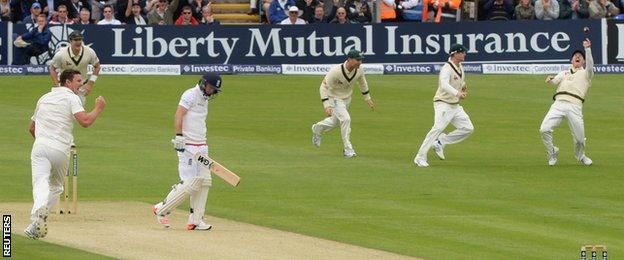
[7,235,113,259]
[1,74,623,259]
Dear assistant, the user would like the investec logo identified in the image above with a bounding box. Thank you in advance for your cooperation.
[616,24,624,62]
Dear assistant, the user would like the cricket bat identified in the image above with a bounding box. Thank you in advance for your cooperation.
[193,153,241,187]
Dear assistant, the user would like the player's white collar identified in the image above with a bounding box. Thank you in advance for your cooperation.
[51,86,75,94]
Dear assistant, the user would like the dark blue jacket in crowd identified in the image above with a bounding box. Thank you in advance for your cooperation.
[21,25,52,48]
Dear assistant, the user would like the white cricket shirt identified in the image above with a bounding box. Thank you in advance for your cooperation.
[178,85,208,144]
[550,47,594,106]
[433,59,466,104]
[31,87,85,153]
[319,61,371,108]
[51,45,100,79]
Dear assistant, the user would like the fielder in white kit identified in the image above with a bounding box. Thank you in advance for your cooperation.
[152,73,222,230]
[25,69,106,239]
[49,31,101,105]
[311,50,375,158]
[540,39,594,166]
[414,44,474,167]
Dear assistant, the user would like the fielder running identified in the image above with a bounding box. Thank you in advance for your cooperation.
[26,69,106,239]
[414,44,474,167]
[311,50,375,157]
[539,39,594,166]
[152,73,222,231]
[49,31,100,105]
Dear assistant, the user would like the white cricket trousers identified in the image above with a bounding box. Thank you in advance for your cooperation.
[539,100,587,159]
[178,145,211,224]
[30,143,68,222]
[178,145,211,182]
[416,102,474,158]
[312,97,353,150]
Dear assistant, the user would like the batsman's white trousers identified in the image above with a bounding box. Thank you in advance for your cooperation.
[416,102,474,158]
[539,100,587,159]
[179,145,211,225]
[178,145,211,182]
[30,143,68,221]
[312,97,353,150]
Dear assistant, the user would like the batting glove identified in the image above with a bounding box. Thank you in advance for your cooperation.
[171,135,185,152]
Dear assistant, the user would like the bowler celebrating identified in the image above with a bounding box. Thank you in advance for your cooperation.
[414,44,474,167]
[153,73,222,231]
[26,69,106,239]
[540,39,594,166]
[311,50,375,158]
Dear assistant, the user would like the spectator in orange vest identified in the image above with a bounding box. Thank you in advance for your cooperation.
[422,0,461,22]
[380,0,397,21]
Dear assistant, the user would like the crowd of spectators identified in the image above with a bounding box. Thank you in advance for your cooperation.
[0,0,220,25]
[259,0,372,24]
[253,0,623,24]
[0,0,623,25]
[480,0,622,20]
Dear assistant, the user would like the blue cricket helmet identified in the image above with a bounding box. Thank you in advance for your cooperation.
[199,72,222,93]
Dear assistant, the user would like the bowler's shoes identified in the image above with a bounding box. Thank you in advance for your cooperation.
[579,155,593,166]
[311,125,321,148]
[414,156,429,167]
[432,140,445,160]
[187,221,213,231]
[24,222,39,239]
[152,204,171,228]
[548,147,559,166]
[25,207,48,239]
[344,148,357,158]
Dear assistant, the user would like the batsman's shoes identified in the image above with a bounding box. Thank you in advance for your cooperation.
[152,204,171,228]
[548,147,559,166]
[414,156,429,167]
[432,140,445,160]
[343,148,357,158]
[187,221,213,231]
[24,222,39,239]
[32,207,48,239]
[311,125,321,148]
[579,155,593,166]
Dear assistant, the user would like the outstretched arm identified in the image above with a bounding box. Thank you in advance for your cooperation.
[583,40,594,79]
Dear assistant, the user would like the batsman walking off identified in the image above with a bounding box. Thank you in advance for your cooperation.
[153,73,222,231]
[311,50,375,158]
[539,39,594,166]
[414,44,474,167]
[26,70,106,239]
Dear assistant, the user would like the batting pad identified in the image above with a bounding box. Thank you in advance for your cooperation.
[156,177,204,216]
[189,186,209,225]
